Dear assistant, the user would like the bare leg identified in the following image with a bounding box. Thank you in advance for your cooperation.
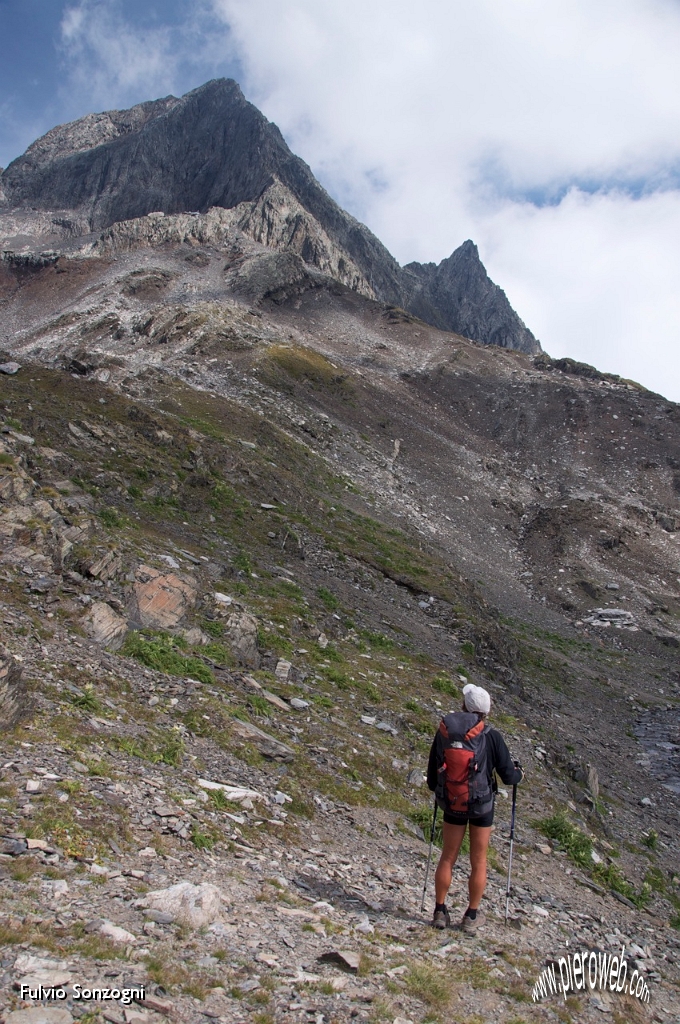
[434,821,467,905]
[468,824,492,909]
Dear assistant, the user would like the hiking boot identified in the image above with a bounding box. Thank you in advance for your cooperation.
[431,906,451,929]
[460,910,486,935]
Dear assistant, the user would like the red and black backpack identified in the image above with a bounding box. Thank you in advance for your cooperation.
[435,712,494,817]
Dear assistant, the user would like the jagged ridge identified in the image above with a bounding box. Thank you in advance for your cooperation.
[0,79,540,353]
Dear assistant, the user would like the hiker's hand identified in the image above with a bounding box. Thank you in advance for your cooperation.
[513,759,524,781]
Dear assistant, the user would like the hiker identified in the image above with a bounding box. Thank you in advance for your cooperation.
[426,682,523,933]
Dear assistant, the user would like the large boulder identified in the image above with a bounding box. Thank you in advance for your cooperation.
[129,564,197,629]
[83,601,128,648]
[141,881,223,929]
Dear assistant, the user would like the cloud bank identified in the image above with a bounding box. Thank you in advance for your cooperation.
[208,0,680,400]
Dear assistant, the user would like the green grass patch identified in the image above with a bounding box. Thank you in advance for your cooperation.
[115,728,185,767]
[122,631,214,684]
[432,675,460,699]
[404,961,453,1009]
[593,864,651,907]
[359,629,395,651]
[535,811,591,868]
[98,507,125,528]
[317,586,340,611]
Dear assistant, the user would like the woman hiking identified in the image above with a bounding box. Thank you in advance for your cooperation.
[426,682,523,933]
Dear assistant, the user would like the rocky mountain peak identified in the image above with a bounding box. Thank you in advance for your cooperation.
[403,240,538,352]
[1,78,539,352]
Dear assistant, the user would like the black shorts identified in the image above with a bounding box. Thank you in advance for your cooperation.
[443,808,494,828]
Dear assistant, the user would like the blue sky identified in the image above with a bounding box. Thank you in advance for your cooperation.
[1,0,679,401]
[0,0,241,170]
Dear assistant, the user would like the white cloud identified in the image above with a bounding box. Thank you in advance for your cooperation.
[58,0,233,113]
[209,0,680,400]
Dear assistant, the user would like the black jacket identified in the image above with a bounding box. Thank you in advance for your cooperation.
[427,723,523,792]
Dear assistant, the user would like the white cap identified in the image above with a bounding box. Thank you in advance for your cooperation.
[463,683,491,715]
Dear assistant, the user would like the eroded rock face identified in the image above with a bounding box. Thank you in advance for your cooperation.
[0,646,26,729]
[129,565,197,630]
[83,601,128,648]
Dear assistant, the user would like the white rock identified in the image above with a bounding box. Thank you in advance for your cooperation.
[354,915,374,934]
[5,1011,73,1024]
[25,779,42,793]
[214,592,232,605]
[290,697,309,709]
[143,881,223,929]
[18,969,72,987]
[532,905,550,917]
[26,838,50,850]
[275,659,292,681]
[197,778,264,803]
[100,920,136,944]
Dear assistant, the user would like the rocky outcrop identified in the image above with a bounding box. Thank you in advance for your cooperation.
[0,79,538,351]
[83,601,128,648]
[403,240,539,353]
[129,565,197,630]
[223,609,261,669]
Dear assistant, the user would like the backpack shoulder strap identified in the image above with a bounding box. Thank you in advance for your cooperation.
[464,719,486,742]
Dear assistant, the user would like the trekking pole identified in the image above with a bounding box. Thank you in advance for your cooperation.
[420,799,438,913]
[504,782,518,926]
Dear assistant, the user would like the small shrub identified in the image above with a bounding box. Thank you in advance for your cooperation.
[594,864,651,907]
[158,729,185,766]
[536,811,592,868]
[432,675,460,699]
[233,550,252,574]
[411,806,443,847]
[190,826,215,850]
[248,695,272,717]
[359,629,395,651]
[68,684,101,713]
[98,507,124,528]
[642,829,658,850]
[311,694,334,709]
